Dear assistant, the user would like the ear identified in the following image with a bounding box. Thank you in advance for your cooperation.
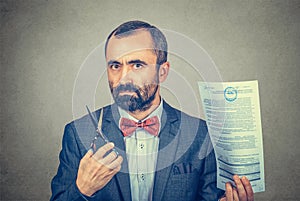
[158,62,170,83]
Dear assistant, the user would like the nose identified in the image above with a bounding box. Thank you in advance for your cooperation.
[119,65,133,84]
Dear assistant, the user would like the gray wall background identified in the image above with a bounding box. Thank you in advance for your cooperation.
[1,0,299,200]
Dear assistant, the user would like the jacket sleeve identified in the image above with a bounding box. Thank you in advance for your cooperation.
[197,149,225,201]
[50,123,93,201]
[196,123,225,201]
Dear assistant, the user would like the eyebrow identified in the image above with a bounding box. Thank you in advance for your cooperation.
[127,59,148,65]
[107,59,148,66]
[107,60,121,66]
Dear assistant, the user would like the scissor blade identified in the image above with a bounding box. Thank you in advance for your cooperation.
[86,105,99,130]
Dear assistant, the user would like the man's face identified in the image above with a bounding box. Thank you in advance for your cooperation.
[106,30,160,112]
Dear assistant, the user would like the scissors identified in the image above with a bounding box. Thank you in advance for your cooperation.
[86,105,119,156]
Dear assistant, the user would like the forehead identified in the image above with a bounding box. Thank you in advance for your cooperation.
[106,30,155,61]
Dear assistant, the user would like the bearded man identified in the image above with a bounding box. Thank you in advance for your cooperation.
[51,20,254,201]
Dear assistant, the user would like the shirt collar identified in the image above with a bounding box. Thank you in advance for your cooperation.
[118,98,163,128]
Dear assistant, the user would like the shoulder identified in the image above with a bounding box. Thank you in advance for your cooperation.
[162,101,207,128]
[62,105,113,151]
[163,101,210,146]
[69,104,113,130]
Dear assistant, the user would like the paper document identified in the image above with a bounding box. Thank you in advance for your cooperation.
[198,80,265,193]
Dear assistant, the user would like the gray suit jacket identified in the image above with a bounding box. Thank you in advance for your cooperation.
[50,101,224,201]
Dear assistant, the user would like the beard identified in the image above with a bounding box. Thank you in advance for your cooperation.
[109,80,159,113]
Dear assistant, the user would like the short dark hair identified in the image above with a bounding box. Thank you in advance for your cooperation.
[105,20,168,65]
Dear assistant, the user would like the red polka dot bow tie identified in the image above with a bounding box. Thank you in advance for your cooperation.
[120,116,160,137]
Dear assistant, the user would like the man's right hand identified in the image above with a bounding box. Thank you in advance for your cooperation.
[76,143,123,196]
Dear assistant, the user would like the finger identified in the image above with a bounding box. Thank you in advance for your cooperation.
[102,164,122,181]
[82,149,93,160]
[219,194,227,201]
[233,187,239,201]
[100,151,118,166]
[112,165,122,174]
[225,182,233,201]
[242,176,254,201]
[107,155,123,170]
[233,175,247,201]
[92,143,115,160]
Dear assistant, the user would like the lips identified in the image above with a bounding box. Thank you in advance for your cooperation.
[119,90,137,95]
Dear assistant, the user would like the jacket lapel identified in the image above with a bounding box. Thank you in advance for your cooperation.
[101,104,132,201]
[153,101,181,201]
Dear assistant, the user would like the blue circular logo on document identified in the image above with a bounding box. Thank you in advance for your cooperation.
[224,87,237,102]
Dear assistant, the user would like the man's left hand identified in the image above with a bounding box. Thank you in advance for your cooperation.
[220,175,254,201]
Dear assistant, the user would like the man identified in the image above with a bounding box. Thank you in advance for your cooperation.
[51,20,254,201]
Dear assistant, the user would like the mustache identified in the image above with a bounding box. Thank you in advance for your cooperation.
[113,83,140,95]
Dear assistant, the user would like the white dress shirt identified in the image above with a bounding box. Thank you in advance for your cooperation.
[118,100,163,201]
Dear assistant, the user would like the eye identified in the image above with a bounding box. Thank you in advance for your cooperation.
[133,63,144,69]
[109,64,121,70]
